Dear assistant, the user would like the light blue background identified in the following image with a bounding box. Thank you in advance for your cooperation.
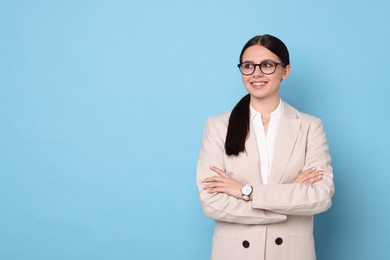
[1,0,389,259]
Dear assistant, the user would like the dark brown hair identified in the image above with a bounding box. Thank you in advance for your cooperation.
[225,34,290,156]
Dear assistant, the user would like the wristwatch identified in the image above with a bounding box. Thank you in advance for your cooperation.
[241,185,253,201]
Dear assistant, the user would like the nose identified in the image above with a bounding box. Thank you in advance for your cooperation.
[252,64,264,77]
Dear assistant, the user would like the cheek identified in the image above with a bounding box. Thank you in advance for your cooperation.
[241,75,250,83]
[241,76,251,90]
[270,72,284,82]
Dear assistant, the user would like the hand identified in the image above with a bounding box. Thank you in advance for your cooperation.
[202,166,244,199]
[292,168,323,185]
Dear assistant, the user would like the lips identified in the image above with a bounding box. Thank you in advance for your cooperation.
[250,81,267,88]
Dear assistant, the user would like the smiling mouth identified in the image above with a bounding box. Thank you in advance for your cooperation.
[251,82,267,87]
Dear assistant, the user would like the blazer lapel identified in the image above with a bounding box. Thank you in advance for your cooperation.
[268,103,301,184]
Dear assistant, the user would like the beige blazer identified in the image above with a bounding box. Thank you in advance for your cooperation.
[196,102,334,260]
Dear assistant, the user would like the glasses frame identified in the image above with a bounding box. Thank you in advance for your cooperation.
[237,61,286,76]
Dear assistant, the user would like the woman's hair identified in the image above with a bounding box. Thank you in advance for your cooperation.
[239,34,290,65]
[225,34,290,156]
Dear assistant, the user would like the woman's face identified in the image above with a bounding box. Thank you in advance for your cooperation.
[240,45,290,101]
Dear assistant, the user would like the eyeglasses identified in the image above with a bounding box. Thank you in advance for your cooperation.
[237,61,286,75]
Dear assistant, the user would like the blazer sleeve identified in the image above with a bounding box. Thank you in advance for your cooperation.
[251,118,335,216]
[196,117,287,225]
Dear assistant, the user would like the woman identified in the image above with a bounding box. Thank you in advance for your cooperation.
[196,34,334,260]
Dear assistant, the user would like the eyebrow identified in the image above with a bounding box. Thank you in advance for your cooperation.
[241,59,279,64]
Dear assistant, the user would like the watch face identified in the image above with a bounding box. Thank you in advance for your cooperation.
[242,185,252,195]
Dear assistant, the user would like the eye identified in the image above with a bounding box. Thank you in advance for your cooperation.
[261,62,275,68]
[242,63,254,69]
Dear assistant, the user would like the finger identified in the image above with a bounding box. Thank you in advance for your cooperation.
[301,168,317,175]
[207,187,222,194]
[203,181,226,188]
[300,169,322,180]
[203,178,238,189]
[303,173,323,185]
[209,166,231,178]
[203,180,224,187]
[204,183,226,193]
[203,180,238,190]
[202,176,224,183]
[301,174,322,184]
[206,186,233,194]
[203,175,236,183]
[293,168,316,183]
[294,169,323,184]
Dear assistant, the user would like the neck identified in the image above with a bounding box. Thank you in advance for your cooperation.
[250,96,280,115]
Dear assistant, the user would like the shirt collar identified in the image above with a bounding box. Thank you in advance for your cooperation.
[250,99,284,121]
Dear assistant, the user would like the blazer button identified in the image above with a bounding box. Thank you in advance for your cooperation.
[275,237,283,245]
[242,240,250,248]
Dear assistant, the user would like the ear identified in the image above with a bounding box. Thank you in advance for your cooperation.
[281,64,291,80]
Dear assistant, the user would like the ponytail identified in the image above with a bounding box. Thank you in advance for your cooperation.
[225,94,250,156]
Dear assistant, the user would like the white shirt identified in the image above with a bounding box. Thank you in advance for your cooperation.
[250,100,284,185]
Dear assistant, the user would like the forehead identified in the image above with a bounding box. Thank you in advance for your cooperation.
[241,45,281,62]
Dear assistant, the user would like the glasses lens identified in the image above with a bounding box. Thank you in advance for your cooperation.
[260,62,276,74]
[240,63,254,75]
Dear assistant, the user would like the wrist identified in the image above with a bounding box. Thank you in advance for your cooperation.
[241,185,253,201]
